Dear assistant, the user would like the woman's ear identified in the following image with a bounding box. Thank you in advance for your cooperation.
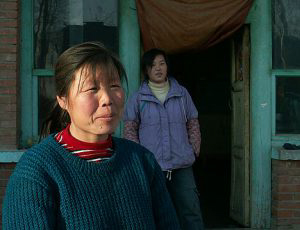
[57,96,67,110]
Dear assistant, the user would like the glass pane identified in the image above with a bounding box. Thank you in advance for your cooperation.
[34,0,118,69]
[276,76,300,134]
[272,0,300,69]
[38,76,56,132]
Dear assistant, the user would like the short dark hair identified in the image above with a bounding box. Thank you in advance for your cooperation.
[141,48,169,80]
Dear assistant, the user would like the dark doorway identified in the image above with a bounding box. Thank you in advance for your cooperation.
[169,38,243,228]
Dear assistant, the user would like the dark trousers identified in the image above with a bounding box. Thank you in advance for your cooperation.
[165,166,205,230]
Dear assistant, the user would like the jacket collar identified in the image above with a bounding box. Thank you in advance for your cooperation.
[139,77,183,100]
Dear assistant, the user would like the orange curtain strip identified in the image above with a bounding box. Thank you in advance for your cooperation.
[136,0,253,53]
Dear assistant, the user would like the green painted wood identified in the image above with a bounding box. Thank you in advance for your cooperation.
[116,0,141,137]
[272,69,300,75]
[271,72,276,136]
[247,0,272,228]
[33,69,54,76]
[118,0,140,97]
[32,76,38,139]
[0,151,24,162]
[20,0,34,148]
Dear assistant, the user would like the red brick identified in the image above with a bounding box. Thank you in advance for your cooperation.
[0,128,16,136]
[277,201,300,209]
[0,79,16,87]
[0,179,9,187]
[289,169,300,176]
[0,28,17,35]
[275,167,290,175]
[272,193,294,201]
[0,88,16,94]
[289,220,300,226]
[0,70,17,79]
[273,218,290,226]
[0,187,6,197]
[0,163,17,170]
[294,210,300,217]
[0,2,17,10]
[273,160,286,168]
[278,184,300,193]
[0,19,17,27]
[283,161,300,169]
[293,193,300,200]
[0,112,16,120]
[0,53,16,62]
[0,47,16,54]
[292,161,300,168]
[0,11,17,19]
[0,95,16,104]
[0,36,16,44]
[277,176,300,184]
[0,170,13,180]
[273,209,294,218]
[0,63,16,69]
[277,175,291,183]
[0,137,16,145]
[0,103,16,112]
[0,144,17,150]
[0,120,16,128]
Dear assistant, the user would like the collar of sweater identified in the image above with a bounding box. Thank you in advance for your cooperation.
[148,79,170,103]
[54,124,113,163]
[38,135,126,176]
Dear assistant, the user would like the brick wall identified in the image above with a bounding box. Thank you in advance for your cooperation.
[0,163,16,229]
[272,160,300,229]
[0,0,19,229]
[0,0,19,150]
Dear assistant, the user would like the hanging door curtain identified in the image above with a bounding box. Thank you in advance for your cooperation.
[136,0,253,53]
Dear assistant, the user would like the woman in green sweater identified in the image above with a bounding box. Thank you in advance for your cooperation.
[2,42,180,229]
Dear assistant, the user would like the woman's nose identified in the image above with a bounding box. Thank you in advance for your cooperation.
[100,89,113,107]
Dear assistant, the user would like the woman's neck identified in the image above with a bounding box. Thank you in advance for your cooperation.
[148,79,169,89]
[148,79,170,103]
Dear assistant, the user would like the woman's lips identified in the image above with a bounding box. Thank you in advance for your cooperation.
[96,113,116,121]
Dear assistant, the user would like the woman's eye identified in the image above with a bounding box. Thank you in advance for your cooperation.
[111,84,120,89]
[87,87,97,92]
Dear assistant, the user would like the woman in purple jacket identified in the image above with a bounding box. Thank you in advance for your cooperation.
[123,48,204,230]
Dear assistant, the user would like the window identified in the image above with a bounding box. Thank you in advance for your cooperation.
[272,0,300,69]
[272,0,300,138]
[276,76,300,134]
[20,0,119,148]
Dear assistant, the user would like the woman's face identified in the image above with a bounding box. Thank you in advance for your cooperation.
[147,54,168,84]
[57,66,125,142]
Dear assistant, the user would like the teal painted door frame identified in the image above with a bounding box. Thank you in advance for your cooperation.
[20,0,38,148]
[118,0,141,97]
[247,0,272,228]
[116,0,141,137]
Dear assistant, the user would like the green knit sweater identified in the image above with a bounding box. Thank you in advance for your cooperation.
[2,135,180,229]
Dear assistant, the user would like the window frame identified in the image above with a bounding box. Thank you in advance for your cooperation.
[20,0,55,148]
[271,69,300,158]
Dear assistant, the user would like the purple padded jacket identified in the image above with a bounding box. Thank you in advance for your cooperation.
[123,77,198,171]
